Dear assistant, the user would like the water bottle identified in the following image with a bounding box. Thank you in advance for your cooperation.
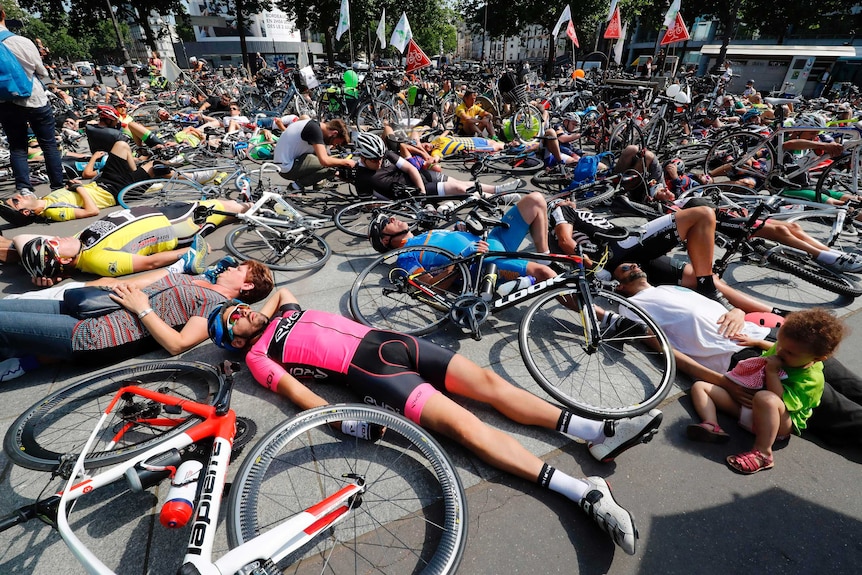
[159,459,203,528]
[479,262,498,301]
[497,275,536,296]
[125,449,183,493]
[237,175,252,201]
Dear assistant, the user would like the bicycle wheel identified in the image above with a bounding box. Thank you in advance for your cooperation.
[510,105,543,141]
[227,404,467,575]
[815,154,859,199]
[531,168,572,192]
[703,131,775,188]
[335,199,396,238]
[644,118,667,151]
[484,154,544,175]
[354,101,400,132]
[117,178,206,208]
[762,243,862,298]
[281,187,350,218]
[607,121,644,155]
[226,223,331,272]
[349,245,471,335]
[519,287,675,419]
[786,210,860,254]
[439,93,459,130]
[4,361,221,472]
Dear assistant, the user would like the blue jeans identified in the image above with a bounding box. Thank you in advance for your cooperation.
[0,102,65,190]
[0,298,76,359]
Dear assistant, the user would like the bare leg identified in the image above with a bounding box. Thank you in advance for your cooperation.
[674,206,716,277]
[751,390,793,457]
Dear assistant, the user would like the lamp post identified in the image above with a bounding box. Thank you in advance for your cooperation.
[106,0,139,88]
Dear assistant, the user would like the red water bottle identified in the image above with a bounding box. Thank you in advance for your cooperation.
[159,460,202,528]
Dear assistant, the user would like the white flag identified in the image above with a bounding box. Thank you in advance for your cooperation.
[376,8,386,48]
[663,0,681,27]
[613,22,627,65]
[551,5,571,37]
[607,0,618,22]
[390,12,413,53]
[336,0,350,41]
[161,58,181,83]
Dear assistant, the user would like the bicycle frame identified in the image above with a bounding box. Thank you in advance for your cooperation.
[52,382,364,575]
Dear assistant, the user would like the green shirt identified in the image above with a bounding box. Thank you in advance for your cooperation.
[762,344,824,433]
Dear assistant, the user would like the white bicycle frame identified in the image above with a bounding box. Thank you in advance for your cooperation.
[54,385,364,575]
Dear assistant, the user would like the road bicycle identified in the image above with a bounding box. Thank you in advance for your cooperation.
[194,183,332,272]
[316,66,401,133]
[1,360,467,574]
[348,210,675,418]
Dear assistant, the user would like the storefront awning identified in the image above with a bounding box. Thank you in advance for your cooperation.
[699,44,859,59]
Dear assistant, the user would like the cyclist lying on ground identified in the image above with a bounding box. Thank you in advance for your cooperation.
[611,262,862,450]
[0,258,273,383]
[353,133,522,200]
[0,199,251,286]
[207,286,665,555]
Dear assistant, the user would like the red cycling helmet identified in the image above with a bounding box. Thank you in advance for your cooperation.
[98,105,121,122]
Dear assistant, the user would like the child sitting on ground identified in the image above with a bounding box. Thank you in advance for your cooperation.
[686,308,847,474]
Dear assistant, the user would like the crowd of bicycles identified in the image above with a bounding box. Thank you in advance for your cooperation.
[3,57,862,573]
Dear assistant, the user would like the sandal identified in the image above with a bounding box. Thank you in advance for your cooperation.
[686,422,730,443]
[726,449,774,475]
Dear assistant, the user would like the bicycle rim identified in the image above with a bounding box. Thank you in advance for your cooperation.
[281,188,348,218]
[816,154,858,199]
[226,404,467,575]
[226,224,331,272]
[485,155,544,175]
[765,248,862,298]
[118,178,206,209]
[335,199,398,238]
[4,361,221,471]
[519,288,675,418]
[349,246,470,335]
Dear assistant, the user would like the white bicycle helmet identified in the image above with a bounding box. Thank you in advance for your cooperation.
[794,113,827,130]
[355,132,386,159]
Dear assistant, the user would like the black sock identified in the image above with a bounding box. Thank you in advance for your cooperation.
[537,463,555,489]
[556,410,573,433]
[772,307,790,317]
[695,275,717,295]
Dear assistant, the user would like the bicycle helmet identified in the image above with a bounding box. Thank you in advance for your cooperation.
[20,237,64,279]
[741,108,762,123]
[368,212,392,253]
[97,105,120,122]
[794,113,827,130]
[562,112,581,125]
[664,157,685,174]
[355,132,387,159]
[207,298,244,350]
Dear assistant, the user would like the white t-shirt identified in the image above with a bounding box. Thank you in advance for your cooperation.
[621,285,770,373]
[272,119,324,173]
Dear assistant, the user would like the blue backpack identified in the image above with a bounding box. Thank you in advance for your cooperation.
[0,30,33,101]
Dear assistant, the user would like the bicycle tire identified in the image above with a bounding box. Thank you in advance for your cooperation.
[267,89,288,110]
[511,105,543,141]
[815,154,858,199]
[349,245,471,335]
[703,131,776,189]
[519,287,675,419]
[484,155,544,175]
[281,187,350,218]
[117,178,207,209]
[786,210,860,254]
[762,244,862,298]
[334,199,397,238]
[607,121,644,155]
[531,169,572,192]
[354,101,400,133]
[226,223,331,272]
[4,361,221,472]
[226,404,467,575]
[644,118,667,151]
[568,184,618,209]
[440,93,459,130]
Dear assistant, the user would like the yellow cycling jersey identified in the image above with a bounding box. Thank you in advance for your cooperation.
[429,135,477,158]
[74,208,178,276]
[42,183,116,222]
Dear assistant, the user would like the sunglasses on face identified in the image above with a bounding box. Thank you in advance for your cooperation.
[230,106,240,111]
[226,303,251,341]
[618,264,638,273]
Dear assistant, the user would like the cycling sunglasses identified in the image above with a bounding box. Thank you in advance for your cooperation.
[226,303,251,341]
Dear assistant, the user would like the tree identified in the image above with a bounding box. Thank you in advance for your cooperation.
[739,0,852,44]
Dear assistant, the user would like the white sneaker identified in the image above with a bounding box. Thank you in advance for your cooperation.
[0,358,25,383]
[497,178,523,192]
[588,409,663,463]
[824,252,862,274]
[580,477,638,555]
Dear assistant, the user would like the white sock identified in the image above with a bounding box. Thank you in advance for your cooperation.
[560,413,605,443]
[816,250,842,265]
[548,468,589,502]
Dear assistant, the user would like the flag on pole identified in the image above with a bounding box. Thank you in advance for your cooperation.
[566,20,579,48]
[604,6,622,39]
[661,12,691,45]
[405,39,432,73]
[607,0,618,21]
[613,22,627,64]
[376,8,386,49]
[551,5,572,37]
[663,0,681,27]
[390,12,413,53]
[161,58,182,83]
[335,0,350,41]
